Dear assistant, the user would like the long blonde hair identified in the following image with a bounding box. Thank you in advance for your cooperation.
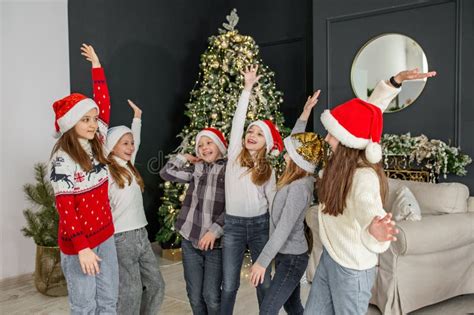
[51,129,108,172]
[108,154,145,191]
[277,158,309,189]
[238,146,272,186]
[317,144,387,216]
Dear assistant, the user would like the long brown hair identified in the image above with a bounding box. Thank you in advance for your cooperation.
[238,146,272,186]
[277,158,309,189]
[108,155,145,191]
[318,144,387,216]
[51,129,108,172]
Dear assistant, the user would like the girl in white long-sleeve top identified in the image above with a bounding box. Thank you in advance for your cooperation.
[106,101,165,315]
[221,65,283,315]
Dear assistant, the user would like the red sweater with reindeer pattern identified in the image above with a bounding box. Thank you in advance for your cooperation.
[49,68,114,255]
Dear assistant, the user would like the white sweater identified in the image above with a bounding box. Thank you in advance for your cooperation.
[225,90,276,217]
[318,168,391,270]
[318,80,400,270]
[109,118,148,234]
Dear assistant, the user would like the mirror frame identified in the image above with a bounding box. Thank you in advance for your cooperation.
[351,33,428,113]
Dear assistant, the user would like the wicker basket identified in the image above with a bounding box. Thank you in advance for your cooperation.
[34,245,68,296]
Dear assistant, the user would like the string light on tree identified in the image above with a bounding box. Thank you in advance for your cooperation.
[157,9,290,245]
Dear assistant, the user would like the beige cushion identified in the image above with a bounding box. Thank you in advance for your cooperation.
[386,178,469,215]
[391,186,422,221]
[392,212,474,255]
[468,197,474,213]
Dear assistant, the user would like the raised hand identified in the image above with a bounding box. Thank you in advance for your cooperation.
[128,99,142,119]
[299,90,321,121]
[80,43,101,68]
[241,65,262,92]
[393,68,437,85]
[368,213,399,242]
[78,248,102,276]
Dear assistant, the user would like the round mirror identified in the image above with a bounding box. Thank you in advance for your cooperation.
[351,34,428,113]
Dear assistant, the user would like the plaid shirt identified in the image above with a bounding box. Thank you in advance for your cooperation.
[160,154,226,248]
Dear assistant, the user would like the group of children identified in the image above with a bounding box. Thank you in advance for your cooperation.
[50,44,436,315]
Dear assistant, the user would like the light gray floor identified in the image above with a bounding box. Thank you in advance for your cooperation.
[1,255,473,314]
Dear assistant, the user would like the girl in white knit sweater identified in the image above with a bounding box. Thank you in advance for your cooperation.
[304,69,436,315]
[105,101,165,315]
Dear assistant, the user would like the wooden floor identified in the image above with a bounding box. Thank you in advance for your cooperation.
[1,255,473,315]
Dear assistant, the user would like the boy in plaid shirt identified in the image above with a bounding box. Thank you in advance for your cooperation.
[160,128,227,315]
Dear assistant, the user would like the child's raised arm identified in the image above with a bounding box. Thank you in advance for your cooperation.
[227,65,261,160]
[80,44,111,140]
[369,68,436,112]
[128,100,142,165]
[292,90,320,134]
[159,154,199,184]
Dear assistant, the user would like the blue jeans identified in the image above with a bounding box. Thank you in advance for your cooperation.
[61,236,119,315]
[221,213,271,315]
[115,227,165,315]
[304,247,376,315]
[260,253,309,315]
[181,238,222,315]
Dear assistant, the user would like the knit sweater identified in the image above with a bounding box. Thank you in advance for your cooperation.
[50,67,114,255]
[225,90,276,217]
[317,79,400,270]
[109,118,148,234]
[318,167,390,270]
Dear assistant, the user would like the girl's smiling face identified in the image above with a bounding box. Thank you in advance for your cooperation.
[74,108,99,140]
[244,125,266,153]
[112,133,135,161]
[197,136,222,163]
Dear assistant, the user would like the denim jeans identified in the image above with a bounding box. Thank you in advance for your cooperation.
[181,238,222,315]
[221,213,271,315]
[304,247,376,315]
[114,227,165,315]
[61,236,119,315]
[260,253,309,315]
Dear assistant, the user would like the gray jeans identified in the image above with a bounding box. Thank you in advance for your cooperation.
[114,227,165,315]
[61,235,119,315]
[304,247,376,315]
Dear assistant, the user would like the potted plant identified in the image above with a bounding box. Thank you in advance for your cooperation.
[21,163,67,296]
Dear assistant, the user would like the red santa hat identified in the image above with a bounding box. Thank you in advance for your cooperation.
[195,128,228,157]
[320,98,383,163]
[248,120,283,156]
[52,93,99,138]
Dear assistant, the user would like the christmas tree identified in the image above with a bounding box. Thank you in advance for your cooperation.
[157,9,290,246]
[22,163,59,247]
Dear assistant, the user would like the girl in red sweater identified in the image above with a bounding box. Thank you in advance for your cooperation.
[49,44,118,314]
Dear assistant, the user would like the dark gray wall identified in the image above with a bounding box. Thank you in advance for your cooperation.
[68,0,311,238]
[312,0,474,191]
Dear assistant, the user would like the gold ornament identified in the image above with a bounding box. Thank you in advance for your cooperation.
[179,194,186,202]
[247,111,255,120]
[211,61,219,68]
[234,34,242,42]
[292,132,327,165]
[164,181,171,189]
[221,40,228,49]
[211,112,218,119]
